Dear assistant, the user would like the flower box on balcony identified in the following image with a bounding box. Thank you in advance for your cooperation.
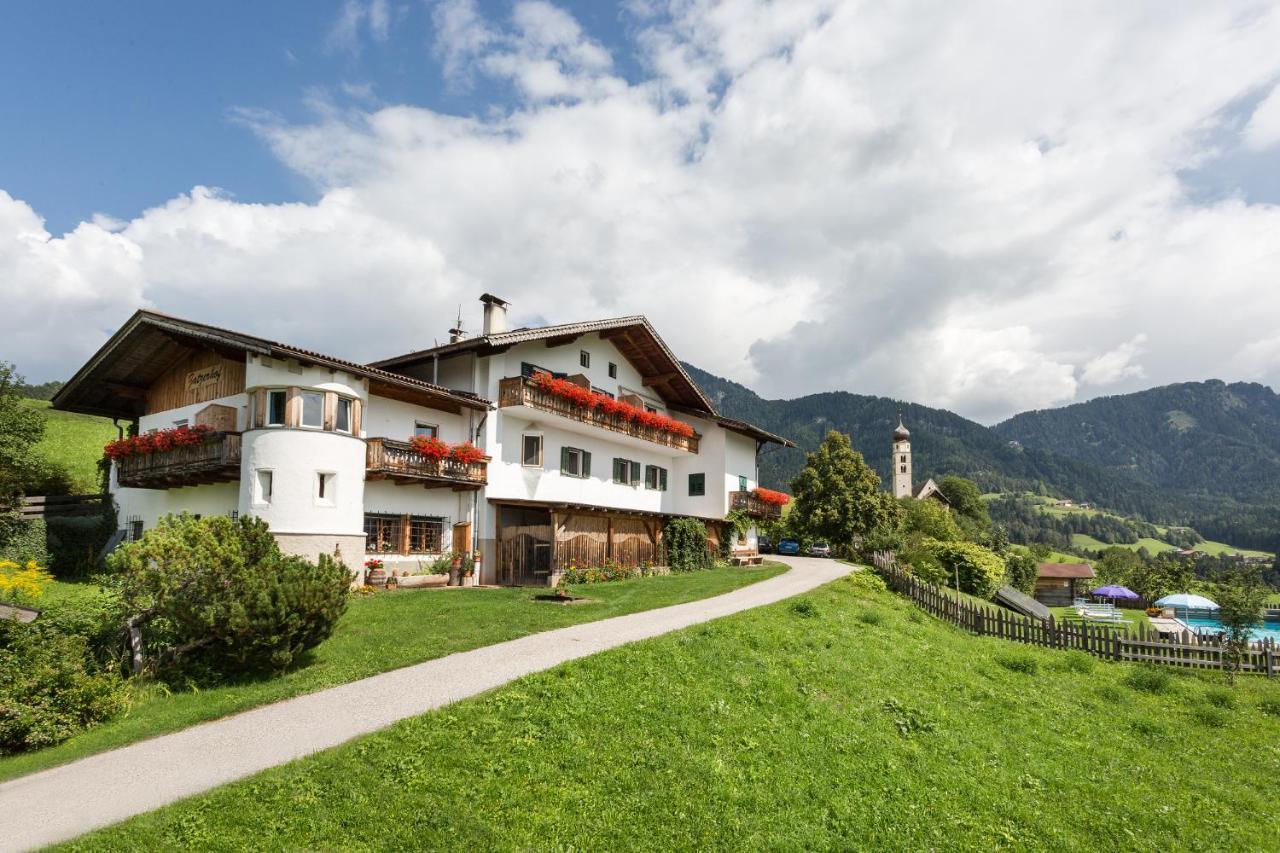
[498,376,700,453]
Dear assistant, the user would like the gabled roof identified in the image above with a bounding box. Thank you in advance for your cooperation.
[372,315,718,415]
[913,478,948,502]
[52,310,491,420]
[1036,562,1096,579]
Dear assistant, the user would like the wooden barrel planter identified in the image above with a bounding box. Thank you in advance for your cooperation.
[366,568,387,588]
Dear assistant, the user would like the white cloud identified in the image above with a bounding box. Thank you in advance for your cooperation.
[327,0,392,55]
[6,1,1280,423]
[1243,82,1280,150]
[1081,335,1148,386]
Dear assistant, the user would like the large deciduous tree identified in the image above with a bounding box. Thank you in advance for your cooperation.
[937,475,990,538]
[790,430,902,554]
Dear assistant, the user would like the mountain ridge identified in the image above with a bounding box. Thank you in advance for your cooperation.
[684,365,1280,551]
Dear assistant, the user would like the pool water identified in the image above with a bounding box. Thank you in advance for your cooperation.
[1181,615,1280,644]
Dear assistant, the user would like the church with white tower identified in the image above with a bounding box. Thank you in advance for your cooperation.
[891,414,945,502]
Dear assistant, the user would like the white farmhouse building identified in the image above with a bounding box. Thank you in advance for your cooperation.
[53,296,791,585]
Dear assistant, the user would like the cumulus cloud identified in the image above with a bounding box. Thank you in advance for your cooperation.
[5,1,1280,422]
[1081,335,1148,386]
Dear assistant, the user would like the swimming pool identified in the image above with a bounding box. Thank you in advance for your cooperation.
[1181,615,1280,644]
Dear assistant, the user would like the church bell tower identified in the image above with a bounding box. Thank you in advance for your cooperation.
[892,414,912,499]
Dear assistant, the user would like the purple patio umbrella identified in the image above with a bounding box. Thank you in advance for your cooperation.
[1090,584,1140,600]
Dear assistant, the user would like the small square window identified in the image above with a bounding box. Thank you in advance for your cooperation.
[608,362,617,378]
[256,469,274,504]
[688,473,705,496]
[613,458,640,485]
[580,350,591,368]
[267,390,287,426]
[317,472,336,505]
[522,434,543,467]
[415,422,438,438]
[645,465,668,491]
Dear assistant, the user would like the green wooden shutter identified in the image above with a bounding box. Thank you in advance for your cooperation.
[630,461,641,485]
[659,467,668,491]
[560,446,571,475]
[582,451,592,478]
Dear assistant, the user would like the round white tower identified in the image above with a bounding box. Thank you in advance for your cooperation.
[892,414,912,499]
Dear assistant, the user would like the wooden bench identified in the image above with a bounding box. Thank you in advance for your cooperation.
[730,549,764,567]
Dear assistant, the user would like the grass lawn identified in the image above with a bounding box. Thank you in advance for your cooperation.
[63,573,1280,852]
[0,564,785,783]
[21,399,116,493]
[1048,605,1152,634]
[1196,539,1273,559]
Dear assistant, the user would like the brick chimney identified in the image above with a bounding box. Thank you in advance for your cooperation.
[480,293,509,335]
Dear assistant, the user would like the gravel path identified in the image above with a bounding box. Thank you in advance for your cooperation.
[0,556,849,851]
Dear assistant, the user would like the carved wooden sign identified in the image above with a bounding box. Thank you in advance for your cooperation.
[185,364,224,395]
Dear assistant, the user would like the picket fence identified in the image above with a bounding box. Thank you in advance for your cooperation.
[871,553,1277,678]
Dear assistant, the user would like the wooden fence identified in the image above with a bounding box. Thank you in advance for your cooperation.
[19,494,107,519]
[872,553,1277,678]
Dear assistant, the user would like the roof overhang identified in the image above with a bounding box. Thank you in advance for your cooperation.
[52,310,491,420]
[372,315,719,415]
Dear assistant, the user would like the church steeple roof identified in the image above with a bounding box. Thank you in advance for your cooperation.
[893,413,910,442]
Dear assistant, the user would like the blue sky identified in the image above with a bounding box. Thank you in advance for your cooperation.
[0,1,640,234]
[3,1,1280,422]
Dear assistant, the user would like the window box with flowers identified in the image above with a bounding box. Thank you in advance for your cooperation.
[497,373,701,452]
[365,436,489,488]
[108,425,243,489]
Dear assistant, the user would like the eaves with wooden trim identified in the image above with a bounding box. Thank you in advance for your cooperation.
[52,310,493,421]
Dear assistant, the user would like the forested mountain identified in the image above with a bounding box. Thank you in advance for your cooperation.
[686,366,1280,552]
[994,380,1280,505]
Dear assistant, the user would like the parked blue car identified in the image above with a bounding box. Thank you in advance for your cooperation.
[776,538,801,556]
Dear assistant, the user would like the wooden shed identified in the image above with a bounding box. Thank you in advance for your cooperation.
[1033,562,1096,607]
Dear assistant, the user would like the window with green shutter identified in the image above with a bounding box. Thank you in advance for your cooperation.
[645,464,668,491]
[561,447,590,478]
[688,473,705,496]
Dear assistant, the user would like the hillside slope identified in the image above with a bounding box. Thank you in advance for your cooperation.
[20,399,115,493]
[995,380,1280,504]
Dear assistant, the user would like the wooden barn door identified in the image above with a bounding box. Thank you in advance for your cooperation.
[498,507,552,586]
[554,512,609,571]
[611,517,659,567]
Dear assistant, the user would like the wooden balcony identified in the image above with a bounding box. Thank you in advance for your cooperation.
[115,432,242,489]
[730,490,783,520]
[365,438,488,490]
[498,376,700,453]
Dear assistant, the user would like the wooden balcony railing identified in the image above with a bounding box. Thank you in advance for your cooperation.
[498,376,700,453]
[115,432,242,489]
[730,490,783,520]
[365,438,488,489]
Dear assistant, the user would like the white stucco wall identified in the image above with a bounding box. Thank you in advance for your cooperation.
[244,354,368,402]
[362,395,472,444]
[239,429,366,537]
[113,481,240,531]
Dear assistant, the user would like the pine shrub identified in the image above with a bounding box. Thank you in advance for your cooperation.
[109,514,351,678]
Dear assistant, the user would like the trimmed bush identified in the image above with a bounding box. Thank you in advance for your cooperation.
[108,514,351,678]
[0,618,124,754]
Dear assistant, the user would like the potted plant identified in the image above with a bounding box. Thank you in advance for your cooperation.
[448,553,462,587]
[386,574,398,590]
[364,558,386,587]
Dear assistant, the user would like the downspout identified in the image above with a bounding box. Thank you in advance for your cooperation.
[471,411,488,586]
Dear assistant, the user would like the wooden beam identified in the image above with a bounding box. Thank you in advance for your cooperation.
[544,333,583,348]
[641,371,680,388]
